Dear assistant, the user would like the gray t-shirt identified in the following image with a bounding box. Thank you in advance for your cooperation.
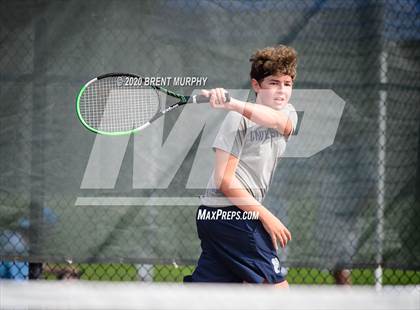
[200,103,298,207]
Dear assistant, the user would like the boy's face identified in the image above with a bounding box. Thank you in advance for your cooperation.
[251,74,293,110]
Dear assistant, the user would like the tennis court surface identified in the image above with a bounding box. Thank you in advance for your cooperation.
[1,281,419,310]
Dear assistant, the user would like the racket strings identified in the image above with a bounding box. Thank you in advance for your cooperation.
[79,77,160,133]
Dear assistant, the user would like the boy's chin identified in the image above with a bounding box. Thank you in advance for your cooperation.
[271,101,288,109]
[259,99,288,109]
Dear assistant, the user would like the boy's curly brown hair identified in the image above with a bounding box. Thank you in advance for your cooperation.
[250,45,297,82]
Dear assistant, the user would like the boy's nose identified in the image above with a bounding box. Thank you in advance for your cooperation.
[276,87,285,94]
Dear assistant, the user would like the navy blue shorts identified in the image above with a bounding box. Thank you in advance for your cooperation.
[186,205,286,284]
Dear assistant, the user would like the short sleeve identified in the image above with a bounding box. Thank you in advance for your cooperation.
[212,111,247,158]
[284,104,298,142]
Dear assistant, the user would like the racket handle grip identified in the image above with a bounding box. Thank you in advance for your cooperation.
[192,92,231,104]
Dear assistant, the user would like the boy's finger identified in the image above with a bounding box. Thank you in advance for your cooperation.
[275,232,284,248]
[270,233,278,251]
[278,233,285,248]
[281,229,290,242]
[285,229,292,241]
[212,88,220,104]
[209,90,217,106]
[279,232,287,247]
[220,88,228,103]
[216,88,225,102]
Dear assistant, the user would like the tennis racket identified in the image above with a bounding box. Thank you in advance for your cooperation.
[76,73,230,135]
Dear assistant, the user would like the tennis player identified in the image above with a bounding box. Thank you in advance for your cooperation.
[185,45,298,288]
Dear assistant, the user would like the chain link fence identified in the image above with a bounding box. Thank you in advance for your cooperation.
[1,0,419,285]
[2,261,420,285]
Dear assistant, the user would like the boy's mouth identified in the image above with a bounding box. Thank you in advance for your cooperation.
[274,97,285,102]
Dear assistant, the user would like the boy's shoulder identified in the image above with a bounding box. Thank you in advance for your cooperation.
[283,102,296,112]
[222,103,297,132]
[223,110,249,129]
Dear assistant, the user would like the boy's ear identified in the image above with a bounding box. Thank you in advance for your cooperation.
[251,79,260,94]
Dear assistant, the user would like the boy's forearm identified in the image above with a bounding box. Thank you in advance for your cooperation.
[220,176,270,218]
[229,98,290,134]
